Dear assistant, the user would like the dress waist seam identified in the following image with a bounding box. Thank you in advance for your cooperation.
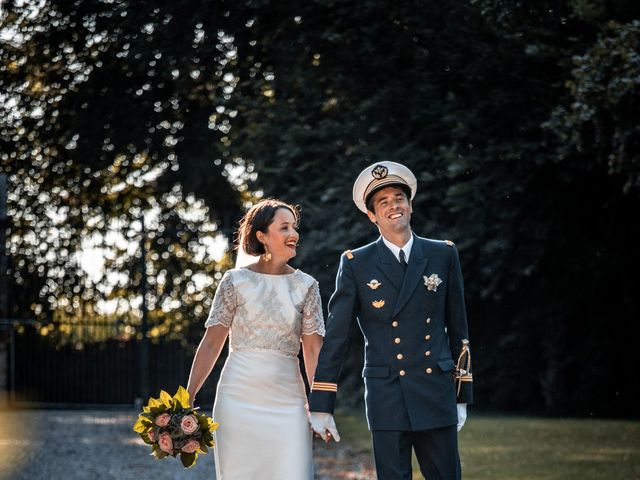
[230,346,299,358]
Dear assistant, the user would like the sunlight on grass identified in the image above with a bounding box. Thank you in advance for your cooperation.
[458,416,640,480]
[335,411,640,480]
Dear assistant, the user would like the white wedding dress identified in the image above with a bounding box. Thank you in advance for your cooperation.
[205,267,325,480]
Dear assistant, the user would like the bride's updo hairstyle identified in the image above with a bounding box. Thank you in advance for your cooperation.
[237,199,300,256]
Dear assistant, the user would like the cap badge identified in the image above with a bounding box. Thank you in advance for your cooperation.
[372,300,385,309]
[371,165,388,179]
[367,279,382,290]
[423,274,443,292]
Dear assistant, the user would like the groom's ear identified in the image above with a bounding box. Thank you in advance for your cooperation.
[366,210,377,225]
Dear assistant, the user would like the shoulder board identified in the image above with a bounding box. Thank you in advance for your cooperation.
[445,240,455,247]
[344,250,354,260]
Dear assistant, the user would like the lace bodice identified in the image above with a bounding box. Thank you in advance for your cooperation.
[204,268,325,357]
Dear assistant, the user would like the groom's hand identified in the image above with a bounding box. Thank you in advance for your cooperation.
[457,403,467,432]
[309,412,341,443]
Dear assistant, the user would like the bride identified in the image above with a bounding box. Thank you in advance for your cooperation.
[186,199,325,479]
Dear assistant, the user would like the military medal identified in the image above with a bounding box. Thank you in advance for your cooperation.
[423,274,442,292]
[367,279,382,290]
[372,300,385,309]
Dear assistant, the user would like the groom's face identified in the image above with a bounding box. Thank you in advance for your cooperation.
[366,186,412,237]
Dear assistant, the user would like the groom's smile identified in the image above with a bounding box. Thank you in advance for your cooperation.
[367,186,413,239]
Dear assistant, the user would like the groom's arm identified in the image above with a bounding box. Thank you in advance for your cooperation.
[446,243,473,404]
[309,251,358,413]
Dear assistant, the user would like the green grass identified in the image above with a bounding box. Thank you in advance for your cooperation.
[334,411,640,479]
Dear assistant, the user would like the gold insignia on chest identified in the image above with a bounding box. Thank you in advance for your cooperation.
[367,279,382,290]
[372,300,385,309]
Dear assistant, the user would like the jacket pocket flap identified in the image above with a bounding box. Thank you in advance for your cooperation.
[437,358,456,372]
[362,366,390,378]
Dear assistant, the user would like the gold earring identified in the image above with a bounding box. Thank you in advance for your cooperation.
[262,248,272,262]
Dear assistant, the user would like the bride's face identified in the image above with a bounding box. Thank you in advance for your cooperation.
[258,208,299,261]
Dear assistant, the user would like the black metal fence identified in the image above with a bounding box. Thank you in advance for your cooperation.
[5,321,222,407]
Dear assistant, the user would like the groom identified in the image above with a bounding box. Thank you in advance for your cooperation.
[309,161,473,479]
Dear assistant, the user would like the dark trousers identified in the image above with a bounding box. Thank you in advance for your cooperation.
[371,426,461,480]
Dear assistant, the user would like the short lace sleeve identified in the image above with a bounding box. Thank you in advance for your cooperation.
[204,272,236,328]
[301,281,325,336]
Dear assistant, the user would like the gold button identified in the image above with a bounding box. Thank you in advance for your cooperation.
[425,335,431,341]
[394,337,401,344]
[426,368,433,374]
[397,353,403,360]
[425,351,431,357]
[392,321,398,327]
[426,317,431,324]
[399,370,406,376]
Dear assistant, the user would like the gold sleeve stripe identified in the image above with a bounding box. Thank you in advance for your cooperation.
[312,386,338,392]
[311,382,338,392]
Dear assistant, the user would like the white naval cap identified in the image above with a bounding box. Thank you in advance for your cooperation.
[352,161,417,213]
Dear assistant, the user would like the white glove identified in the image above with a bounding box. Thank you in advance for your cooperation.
[457,403,467,432]
[309,412,341,442]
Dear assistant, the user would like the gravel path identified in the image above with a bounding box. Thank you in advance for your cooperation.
[0,409,375,480]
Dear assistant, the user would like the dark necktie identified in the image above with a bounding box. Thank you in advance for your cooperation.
[399,249,407,270]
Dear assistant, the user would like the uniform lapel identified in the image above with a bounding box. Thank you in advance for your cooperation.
[392,235,428,317]
[375,237,404,291]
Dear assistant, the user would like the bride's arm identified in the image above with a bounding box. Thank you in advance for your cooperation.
[301,333,323,386]
[186,324,229,403]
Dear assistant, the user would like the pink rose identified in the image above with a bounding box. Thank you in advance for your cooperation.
[147,430,155,442]
[155,413,171,427]
[181,440,200,454]
[180,415,199,435]
[158,432,173,454]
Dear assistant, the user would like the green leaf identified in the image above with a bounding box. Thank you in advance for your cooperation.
[201,431,214,447]
[139,431,153,445]
[180,452,197,468]
[151,444,169,459]
[149,405,167,415]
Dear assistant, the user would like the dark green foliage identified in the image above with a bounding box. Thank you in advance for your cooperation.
[221,0,640,416]
[1,0,244,337]
[2,0,638,415]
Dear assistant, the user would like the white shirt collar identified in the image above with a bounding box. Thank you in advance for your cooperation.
[382,234,414,263]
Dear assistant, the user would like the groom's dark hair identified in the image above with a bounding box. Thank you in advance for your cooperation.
[236,199,300,256]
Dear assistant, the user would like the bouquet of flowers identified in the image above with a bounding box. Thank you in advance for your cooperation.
[133,386,218,468]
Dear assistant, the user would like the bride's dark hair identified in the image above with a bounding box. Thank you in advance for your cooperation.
[236,199,300,256]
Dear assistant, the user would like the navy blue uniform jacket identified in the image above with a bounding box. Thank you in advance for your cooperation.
[309,234,473,431]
